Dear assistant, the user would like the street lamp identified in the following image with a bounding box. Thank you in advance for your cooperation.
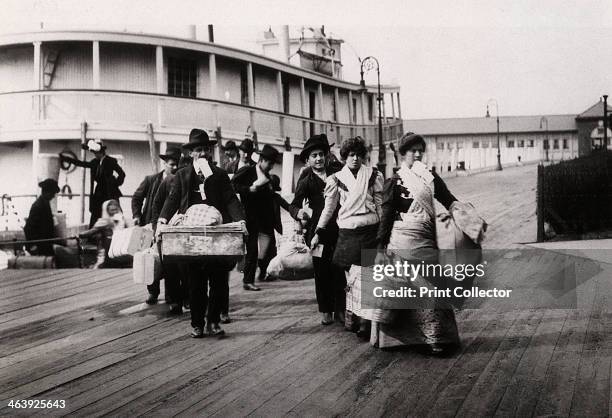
[485,98,503,171]
[539,116,549,162]
[359,56,385,175]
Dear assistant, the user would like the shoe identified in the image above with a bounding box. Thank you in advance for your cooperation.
[190,327,204,338]
[145,294,158,305]
[206,323,226,337]
[220,313,232,324]
[425,342,459,356]
[168,304,182,315]
[356,321,371,341]
[243,283,261,291]
[321,312,333,325]
[183,302,190,311]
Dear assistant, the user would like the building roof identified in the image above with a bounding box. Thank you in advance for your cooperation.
[577,100,612,119]
[403,114,577,136]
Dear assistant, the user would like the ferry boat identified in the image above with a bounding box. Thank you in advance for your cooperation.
[0,26,403,226]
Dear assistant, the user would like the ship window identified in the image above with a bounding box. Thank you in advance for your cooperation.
[332,91,337,121]
[482,140,489,148]
[528,139,534,147]
[368,95,374,121]
[507,140,515,148]
[563,139,568,149]
[282,81,290,114]
[472,141,479,148]
[352,98,357,124]
[553,139,559,149]
[240,67,248,105]
[518,140,525,147]
[168,57,197,98]
[543,139,549,149]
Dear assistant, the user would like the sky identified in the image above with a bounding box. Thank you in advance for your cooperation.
[2,0,612,120]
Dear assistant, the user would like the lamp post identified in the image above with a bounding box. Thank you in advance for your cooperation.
[485,98,502,171]
[359,56,385,175]
[603,94,608,150]
[539,116,549,162]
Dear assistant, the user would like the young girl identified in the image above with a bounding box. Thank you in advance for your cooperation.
[79,199,127,268]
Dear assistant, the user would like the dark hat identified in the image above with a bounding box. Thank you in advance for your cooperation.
[238,138,255,153]
[38,178,60,193]
[221,140,238,151]
[183,128,217,150]
[160,146,181,162]
[398,133,426,155]
[270,174,282,191]
[257,144,281,163]
[300,134,330,162]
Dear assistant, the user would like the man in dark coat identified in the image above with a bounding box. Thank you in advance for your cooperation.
[220,140,239,173]
[132,146,181,306]
[132,146,181,227]
[290,135,345,325]
[59,139,125,227]
[158,129,245,338]
[24,178,60,256]
[231,144,283,291]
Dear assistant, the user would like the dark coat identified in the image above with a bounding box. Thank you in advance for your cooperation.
[290,166,341,246]
[159,164,244,224]
[231,165,285,234]
[24,197,55,255]
[223,158,255,175]
[376,170,457,248]
[151,173,175,228]
[61,154,125,212]
[131,171,164,225]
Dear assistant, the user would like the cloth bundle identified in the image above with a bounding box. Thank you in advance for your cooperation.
[168,204,223,227]
[108,226,154,259]
[266,233,314,280]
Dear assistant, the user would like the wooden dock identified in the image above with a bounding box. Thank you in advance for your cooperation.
[1,262,611,417]
[1,164,611,417]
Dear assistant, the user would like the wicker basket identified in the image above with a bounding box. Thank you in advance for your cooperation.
[159,222,246,262]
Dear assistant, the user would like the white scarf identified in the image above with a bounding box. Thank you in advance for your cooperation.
[335,164,372,215]
[397,161,435,220]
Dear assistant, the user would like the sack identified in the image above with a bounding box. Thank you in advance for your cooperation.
[266,233,314,280]
[133,247,161,285]
[183,204,223,226]
[108,226,154,259]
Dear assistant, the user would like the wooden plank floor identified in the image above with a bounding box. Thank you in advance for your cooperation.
[0,263,610,417]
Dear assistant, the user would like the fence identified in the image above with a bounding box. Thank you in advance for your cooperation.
[537,151,612,241]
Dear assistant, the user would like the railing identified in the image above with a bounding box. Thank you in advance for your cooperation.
[0,89,403,146]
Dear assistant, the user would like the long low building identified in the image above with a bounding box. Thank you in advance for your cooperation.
[0,27,402,225]
[403,100,610,176]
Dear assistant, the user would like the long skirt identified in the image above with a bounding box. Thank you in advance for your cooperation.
[373,220,460,348]
[332,223,378,269]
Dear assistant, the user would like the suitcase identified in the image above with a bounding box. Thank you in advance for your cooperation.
[132,247,161,285]
[108,227,154,259]
[160,222,246,262]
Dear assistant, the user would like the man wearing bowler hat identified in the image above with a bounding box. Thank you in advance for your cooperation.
[231,144,283,290]
[59,139,125,228]
[290,134,345,325]
[220,140,238,173]
[158,128,245,338]
[24,178,61,256]
[132,146,181,307]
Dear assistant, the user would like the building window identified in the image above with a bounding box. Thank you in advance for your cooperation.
[528,139,534,147]
[168,57,197,98]
[507,140,515,148]
[563,139,568,149]
[240,67,248,105]
[472,141,480,148]
[456,141,463,149]
[282,81,290,114]
[436,141,444,150]
[368,95,374,121]
[332,92,337,121]
[553,139,559,149]
[447,142,453,150]
[543,139,549,150]
[482,140,489,148]
[518,140,525,148]
[352,98,357,124]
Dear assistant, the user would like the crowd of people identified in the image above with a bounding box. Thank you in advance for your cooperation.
[23,129,469,355]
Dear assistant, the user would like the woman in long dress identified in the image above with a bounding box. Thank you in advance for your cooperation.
[375,133,460,354]
[311,136,383,340]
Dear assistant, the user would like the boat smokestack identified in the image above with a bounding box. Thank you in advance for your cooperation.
[208,25,215,43]
[279,25,290,63]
